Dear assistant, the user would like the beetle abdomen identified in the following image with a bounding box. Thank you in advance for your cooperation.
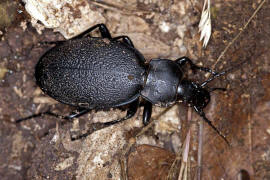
[35,37,146,109]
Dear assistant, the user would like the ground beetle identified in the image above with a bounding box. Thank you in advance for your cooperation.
[17,24,230,144]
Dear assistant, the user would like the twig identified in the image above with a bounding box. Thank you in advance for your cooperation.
[197,120,204,180]
[183,108,192,163]
[167,148,182,180]
[178,107,193,180]
[89,0,153,16]
[212,0,266,69]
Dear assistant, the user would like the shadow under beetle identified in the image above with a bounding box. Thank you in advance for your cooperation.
[17,24,230,144]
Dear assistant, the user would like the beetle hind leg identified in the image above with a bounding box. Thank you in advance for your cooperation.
[112,36,135,48]
[16,108,90,123]
[104,99,139,126]
[71,99,140,141]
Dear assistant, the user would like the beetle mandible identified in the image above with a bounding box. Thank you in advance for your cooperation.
[17,24,229,144]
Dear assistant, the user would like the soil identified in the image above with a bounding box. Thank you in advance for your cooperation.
[0,0,269,179]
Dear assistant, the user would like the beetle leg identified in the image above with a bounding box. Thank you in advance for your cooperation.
[175,57,218,75]
[38,41,65,46]
[112,36,135,48]
[209,87,226,92]
[193,106,230,146]
[72,23,112,39]
[200,72,226,87]
[142,101,153,125]
[16,108,90,123]
[106,99,139,126]
[63,108,91,120]
[70,99,139,141]
[112,35,146,64]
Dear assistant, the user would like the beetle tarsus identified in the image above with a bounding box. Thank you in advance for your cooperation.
[70,122,105,141]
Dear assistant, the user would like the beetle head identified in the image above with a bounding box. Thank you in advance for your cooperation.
[177,80,210,109]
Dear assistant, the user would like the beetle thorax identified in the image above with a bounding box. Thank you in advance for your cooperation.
[141,59,183,107]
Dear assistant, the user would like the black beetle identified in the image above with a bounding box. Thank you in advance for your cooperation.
[17,24,230,143]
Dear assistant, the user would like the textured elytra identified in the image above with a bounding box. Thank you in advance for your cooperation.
[35,37,146,109]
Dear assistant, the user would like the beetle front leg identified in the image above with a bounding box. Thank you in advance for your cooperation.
[73,23,112,40]
[142,101,153,125]
[176,57,217,75]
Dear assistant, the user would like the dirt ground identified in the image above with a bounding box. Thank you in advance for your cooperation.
[0,0,270,179]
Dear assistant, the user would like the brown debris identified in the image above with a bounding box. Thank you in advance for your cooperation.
[127,145,176,180]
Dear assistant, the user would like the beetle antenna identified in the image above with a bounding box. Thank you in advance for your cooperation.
[193,106,231,146]
[201,112,231,146]
[201,60,248,87]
